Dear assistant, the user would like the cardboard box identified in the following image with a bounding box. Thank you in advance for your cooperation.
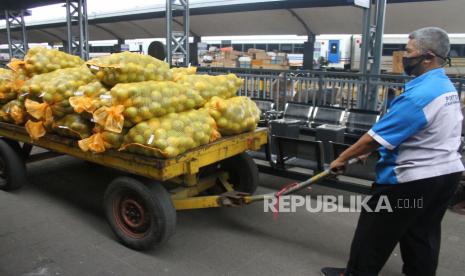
[210,61,224,67]
[252,64,289,70]
[223,52,239,60]
[262,59,272,65]
[251,60,263,66]
[224,60,237,68]
[247,48,266,54]
[392,51,405,73]
[254,52,270,60]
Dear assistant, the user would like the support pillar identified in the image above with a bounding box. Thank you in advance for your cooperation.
[66,0,90,60]
[367,0,387,110]
[4,10,28,59]
[358,4,372,109]
[190,35,201,66]
[303,33,316,70]
[114,38,125,52]
[166,0,190,67]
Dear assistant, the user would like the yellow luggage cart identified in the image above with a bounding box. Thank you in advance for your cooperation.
[0,122,267,250]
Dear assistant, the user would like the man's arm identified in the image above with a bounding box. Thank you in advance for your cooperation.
[330,133,380,171]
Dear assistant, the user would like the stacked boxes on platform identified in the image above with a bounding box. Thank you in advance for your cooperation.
[209,47,239,68]
[248,49,289,70]
[249,49,271,68]
[200,47,289,69]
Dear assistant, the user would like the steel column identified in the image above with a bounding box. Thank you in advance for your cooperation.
[368,0,387,110]
[359,7,371,77]
[358,5,371,109]
[303,33,316,70]
[166,0,190,67]
[371,0,387,75]
[65,0,90,60]
[4,10,28,59]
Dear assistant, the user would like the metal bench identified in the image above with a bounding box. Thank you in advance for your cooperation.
[282,102,314,126]
[274,135,325,173]
[310,106,346,128]
[344,109,381,143]
[329,141,378,181]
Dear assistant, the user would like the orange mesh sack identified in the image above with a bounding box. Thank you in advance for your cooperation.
[120,109,221,158]
[170,66,197,82]
[9,46,83,77]
[69,81,109,115]
[0,99,27,125]
[23,66,96,119]
[86,51,172,86]
[25,120,49,140]
[78,126,126,154]
[177,73,243,101]
[205,96,260,135]
[0,68,16,104]
[52,114,93,139]
[92,81,204,133]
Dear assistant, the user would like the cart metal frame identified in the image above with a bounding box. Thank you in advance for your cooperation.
[0,122,267,210]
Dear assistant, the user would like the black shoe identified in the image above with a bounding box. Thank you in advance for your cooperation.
[321,267,347,276]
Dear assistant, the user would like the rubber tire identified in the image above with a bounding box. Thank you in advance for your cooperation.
[1,138,31,161]
[104,177,176,251]
[0,139,27,191]
[220,152,259,194]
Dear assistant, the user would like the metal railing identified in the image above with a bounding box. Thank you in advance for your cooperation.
[198,67,465,113]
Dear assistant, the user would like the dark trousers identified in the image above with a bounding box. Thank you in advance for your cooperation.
[346,172,461,276]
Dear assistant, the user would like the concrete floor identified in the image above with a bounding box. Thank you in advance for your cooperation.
[0,155,464,276]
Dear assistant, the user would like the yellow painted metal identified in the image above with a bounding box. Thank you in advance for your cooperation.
[183,173,198,187]
[218,173,234,192]
[171,172,222,200]
[0,122,268,182]
[172,196,222,210]
[0,122,268,211]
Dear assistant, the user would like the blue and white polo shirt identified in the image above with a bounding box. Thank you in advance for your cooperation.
[368,68,464,184]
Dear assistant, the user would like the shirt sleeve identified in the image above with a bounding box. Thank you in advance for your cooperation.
[368,97,427,150]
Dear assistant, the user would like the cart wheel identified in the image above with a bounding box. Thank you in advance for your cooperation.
[104,177,176,251]
[1,138,31,160]
[0,138,27,191]
[220,152,259,194]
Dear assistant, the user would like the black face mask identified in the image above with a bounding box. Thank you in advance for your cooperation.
[402,55,425,76]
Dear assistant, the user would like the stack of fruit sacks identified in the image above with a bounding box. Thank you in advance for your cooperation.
[23,65,96,139]
[90,81,205,134]
[82,73,243,155]
[176,73,243,101]
[78,126,127,154]
[0,68,16,104]
[78,68,243,156]
[170,66,197,81]
[86,51,172,86]
[68,80,121,152]
[52,114,93,139]
[0,66,33,125]
[120,109,221,158]
[0,99,27,125]
[69,81,110,116]
[73,51,179,153]
[205,96,261,135]
[8,46,84,77]
[0,46,87,131]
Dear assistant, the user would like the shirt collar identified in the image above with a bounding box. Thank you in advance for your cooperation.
[405,68,445,90]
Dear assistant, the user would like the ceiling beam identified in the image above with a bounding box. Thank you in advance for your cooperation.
[91,24,123,41]
[287,9,314,35]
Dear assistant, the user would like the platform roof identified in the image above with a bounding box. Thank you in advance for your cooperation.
[1,0,462,44]
[0,0,65,11]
